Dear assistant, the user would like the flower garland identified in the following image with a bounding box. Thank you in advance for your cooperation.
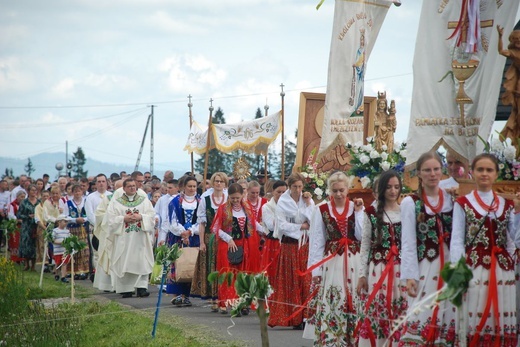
[480,134,520,181]
[346,137,407,188]
[298,147,329,201]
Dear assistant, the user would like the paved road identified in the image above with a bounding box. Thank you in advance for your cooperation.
[76,280,314,347]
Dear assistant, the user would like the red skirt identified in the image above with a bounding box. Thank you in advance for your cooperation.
[267,240,311,327]
[260,238,280,280]
[8,226,23,262]
[216,233,260,308]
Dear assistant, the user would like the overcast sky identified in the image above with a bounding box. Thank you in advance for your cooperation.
[1,1,518,174]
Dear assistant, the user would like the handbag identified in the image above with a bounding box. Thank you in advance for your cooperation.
[174,247,199,283]
[227,246,244,265]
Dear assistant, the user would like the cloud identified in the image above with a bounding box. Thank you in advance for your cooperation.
[145,11,206,35]
[84,73,137,91]
[0,56,38,93]
[51,78,76,98]
[158,54,227,93]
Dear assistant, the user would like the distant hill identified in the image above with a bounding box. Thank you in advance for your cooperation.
[0,152,191,181]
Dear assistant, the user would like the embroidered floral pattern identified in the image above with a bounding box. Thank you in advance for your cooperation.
[124,208,142,233]
[460,197,515,271]
[311,284,357,346]
[321,206,360,255]
[367,212,402,266]
[412,195,452,262]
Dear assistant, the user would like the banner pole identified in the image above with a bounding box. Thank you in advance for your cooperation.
[280,83,285,180]
[203,99,214,191]
[188,95,194,175]
[264,102,269,180]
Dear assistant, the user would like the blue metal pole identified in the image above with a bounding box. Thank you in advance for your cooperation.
[151,265,167,338]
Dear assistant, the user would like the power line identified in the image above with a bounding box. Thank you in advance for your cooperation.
[9,109,149,158]
[1,107,148,129]
[0,72,412,110]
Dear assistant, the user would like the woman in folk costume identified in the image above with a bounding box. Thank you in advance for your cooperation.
[17,184,40,271]
[450,153,520,346]
[43,186,64,264]
[65,184,90,279]
[357,170,408,346]
[165,175,200,307]
[246,180,268,223]
[268,172,315,330]
[191,172,228,312]
[399,151,456,346]
[34,190,50,264]
[7,190,25,263]
[303,171,364,345]
[260,180,287,279]
[211,183,262,314]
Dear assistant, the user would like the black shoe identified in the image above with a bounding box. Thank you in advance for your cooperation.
[240,308,250,316]
[136,288,150,297]
[54,275,60,281]
[61,277,69,284]
[121,292,133,298]
[293,322,305,330]
[89,273,95,282]
[78,273,88,280]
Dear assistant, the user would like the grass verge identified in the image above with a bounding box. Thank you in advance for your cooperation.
[0,259,245,347]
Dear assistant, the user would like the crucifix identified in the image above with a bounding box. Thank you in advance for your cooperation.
[448,18,494,52]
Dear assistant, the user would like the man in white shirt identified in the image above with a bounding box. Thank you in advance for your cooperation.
[156,179,178,245]
[10,175,27,202]
[439,152,470,190]
[85,174,113,270]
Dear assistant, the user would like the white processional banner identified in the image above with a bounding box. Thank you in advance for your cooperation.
[183,120,214,155]
[212,110,282,155]
[184,111,281,155]
[405,0,519,167]
[318,0,392,158]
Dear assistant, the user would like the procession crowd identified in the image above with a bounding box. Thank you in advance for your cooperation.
[1,150,520,346]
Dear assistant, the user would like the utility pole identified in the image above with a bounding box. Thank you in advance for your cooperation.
[150,105,155,175]
[135,106,156,173]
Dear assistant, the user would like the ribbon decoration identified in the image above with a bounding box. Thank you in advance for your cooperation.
[470,218,501,347]
[426,215,447,342]
[280,286,320,325]
[296,237,352,277]
[354,244,399,345]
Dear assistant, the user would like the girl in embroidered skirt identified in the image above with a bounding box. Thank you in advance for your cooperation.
[399,151,456,346]
[65,184,90,279]
[450,153,519,346]
[303,171,364,345]
[191,172,228,312]
[268,172,314,330]
[260,180,287,280]
[211,183,262,314]
[357,170,408,346]
[166,176,200,307]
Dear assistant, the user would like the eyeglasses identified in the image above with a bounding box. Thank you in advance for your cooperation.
[214,180,224,184]
[151,187,160,190]
[420,167,442,173]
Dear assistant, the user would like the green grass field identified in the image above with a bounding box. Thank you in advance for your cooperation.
[0,259,244,347]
